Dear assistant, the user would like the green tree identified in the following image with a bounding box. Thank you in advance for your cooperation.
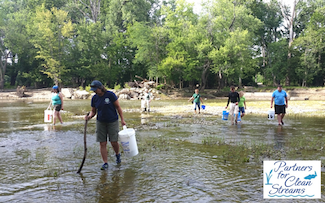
[294,7,325,86]
[127,22,168,85]
[203,0,261,88]
[160,0,199,88]
[28,5,74,85]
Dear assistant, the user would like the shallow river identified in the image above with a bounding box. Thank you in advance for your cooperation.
[0,100,324,202]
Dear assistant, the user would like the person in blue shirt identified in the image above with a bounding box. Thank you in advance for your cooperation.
[271,85,288,126]
[49,85,64,125]
[85,80,126,170]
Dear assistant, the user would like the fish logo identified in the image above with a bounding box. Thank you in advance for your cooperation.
[304,171,317,180]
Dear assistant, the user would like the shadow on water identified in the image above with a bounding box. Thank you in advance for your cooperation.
[0,100,324,202]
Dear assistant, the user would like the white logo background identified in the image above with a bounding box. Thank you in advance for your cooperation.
[263,160,321,199]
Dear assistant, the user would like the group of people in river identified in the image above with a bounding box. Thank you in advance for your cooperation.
[47,80,288,169]
[187,85,287,126]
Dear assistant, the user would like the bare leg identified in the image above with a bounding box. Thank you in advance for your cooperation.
[241,113,245,118]
[281,113,285,124]
[53,111,57,125]
[277,114,282,125]
[100,142,108,163]
[57,111,63,124]
[231,113,234,125]
[110,141,119,155]
[234,113,237,124]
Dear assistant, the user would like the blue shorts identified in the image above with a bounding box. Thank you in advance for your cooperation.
[239,107,245,114]
[193,102,200,110]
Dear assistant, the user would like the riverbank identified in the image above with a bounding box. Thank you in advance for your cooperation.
[1,86,325,101]
[1,87,325,117]
[136,100,325,118]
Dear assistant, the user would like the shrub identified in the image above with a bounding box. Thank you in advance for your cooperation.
[124,83,131,89]
[156,84,164,90]
[85,85,91,92]
[114,83,122,90]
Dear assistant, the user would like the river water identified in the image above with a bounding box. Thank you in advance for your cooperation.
[0,100,324,202]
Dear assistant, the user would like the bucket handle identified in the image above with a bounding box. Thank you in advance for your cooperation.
[123,125,127,130]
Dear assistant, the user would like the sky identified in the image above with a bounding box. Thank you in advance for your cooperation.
[185,0,297,14]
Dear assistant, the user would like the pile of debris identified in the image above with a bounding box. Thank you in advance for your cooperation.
[16,86,27,98]
[61,79,161,100]
[115,87,161,100]
[126,75,156,89]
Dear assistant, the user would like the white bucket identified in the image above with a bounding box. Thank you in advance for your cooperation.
[268,110,275,120]
[44,109,53,123]
[118,126,138,157]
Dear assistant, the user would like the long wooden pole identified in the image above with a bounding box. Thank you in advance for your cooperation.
[77,112,89,173]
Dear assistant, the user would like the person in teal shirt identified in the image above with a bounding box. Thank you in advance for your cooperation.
[238,91,247,121]
[49,85,64,125]
[188,88,204,114]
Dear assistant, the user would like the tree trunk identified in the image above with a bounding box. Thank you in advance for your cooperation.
[318,37,322,70]
[0,51,10,89]
[74,0,101,22]
[302,79,306,87]
[238,67,243,88]
[280,0,298,86]
[200,61,210,91]
[218,70,222,89]
[10,71,18,86]
[261,35,266,68]
[272,73,277,86]
[179,78,183,89]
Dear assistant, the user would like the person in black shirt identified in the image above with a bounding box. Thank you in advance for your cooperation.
[225,86,240,125]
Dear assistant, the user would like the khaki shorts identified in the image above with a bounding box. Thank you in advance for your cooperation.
[96,120,119,142]
[229,103,239,115]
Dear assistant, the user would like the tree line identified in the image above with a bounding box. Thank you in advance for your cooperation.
[0,0,324,90]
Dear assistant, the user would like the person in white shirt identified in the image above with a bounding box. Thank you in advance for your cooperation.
[143,89,152,112]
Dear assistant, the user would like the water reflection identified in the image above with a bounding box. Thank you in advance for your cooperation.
[140,113,148,125]
[274,125,286,150]
[96,168,137,202]
[43,124,63,132]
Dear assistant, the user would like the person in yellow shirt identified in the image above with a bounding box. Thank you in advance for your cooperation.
[238,91,247,121]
